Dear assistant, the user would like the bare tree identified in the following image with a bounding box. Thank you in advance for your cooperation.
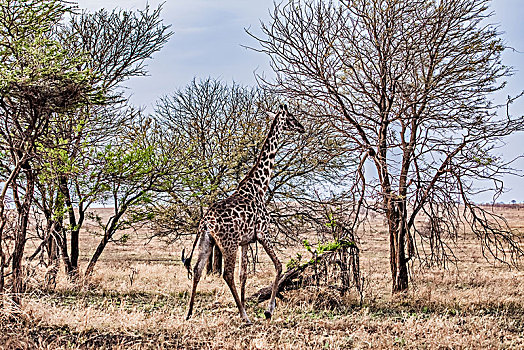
[60,4,172,99]
[146,78,356,274]
[250,0,524,292]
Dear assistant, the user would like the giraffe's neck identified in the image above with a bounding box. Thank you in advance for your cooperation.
[237,113,282,199]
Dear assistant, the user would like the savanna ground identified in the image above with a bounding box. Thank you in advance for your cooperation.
[1,206,523,349]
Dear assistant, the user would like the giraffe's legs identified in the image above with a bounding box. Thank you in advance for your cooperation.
[186,232,213,320]
[258,235,282,319]
[223,249,252,324]
[239,244,249,308]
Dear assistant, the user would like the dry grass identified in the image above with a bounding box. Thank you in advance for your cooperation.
[1,207,524,349]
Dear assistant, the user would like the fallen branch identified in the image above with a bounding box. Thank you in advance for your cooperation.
[249,260,308,303]
[249,240,359,303]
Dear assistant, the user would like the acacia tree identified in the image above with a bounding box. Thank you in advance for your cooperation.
[0,0,98,301]
[31,4,172,281]
[252,0,524,292]
[83,114,185,277]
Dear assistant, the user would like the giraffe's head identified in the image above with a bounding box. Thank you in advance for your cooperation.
[279,104,305,134]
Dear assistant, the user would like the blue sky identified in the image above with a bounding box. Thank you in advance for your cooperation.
[76,0,524,202]
[76,0,275,106]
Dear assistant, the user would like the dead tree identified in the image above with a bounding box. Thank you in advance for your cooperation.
[250,0,524,293]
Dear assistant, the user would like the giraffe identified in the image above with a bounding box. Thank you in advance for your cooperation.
[184,104,305,324]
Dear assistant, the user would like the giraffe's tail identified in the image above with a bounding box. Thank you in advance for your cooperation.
[181,248,192,279]
[181,226,202,279]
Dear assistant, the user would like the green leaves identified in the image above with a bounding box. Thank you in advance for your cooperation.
[0,0,97,110]
[303,238,356,256]
[325,212,336,228]
[102,142,155,180]
[303,239,312,253]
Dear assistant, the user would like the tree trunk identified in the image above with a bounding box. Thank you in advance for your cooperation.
[45,223,60,289]
[0,222,5,295]
[11,166,36,305]
[85,238,105,277]
[85,210,124,278]
[85,193,144,278]
[84,234,109,278]
[54,217,75,277]
[70,205,85,277]
[0,165,23,298]
[69,227,80,280]
[387,203,409,293]
[85,231,114,278]
[59,176,79,280]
